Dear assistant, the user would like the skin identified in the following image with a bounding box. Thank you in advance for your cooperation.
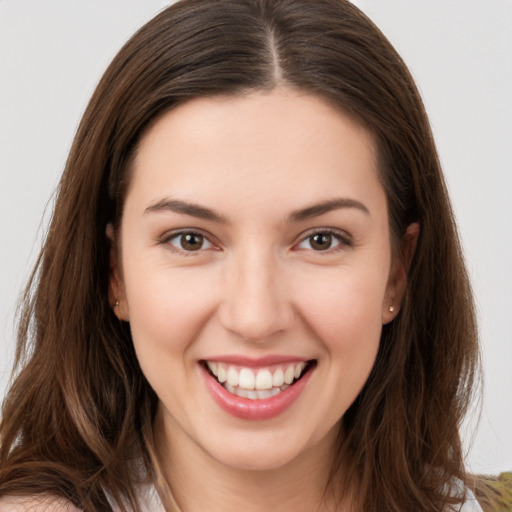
[110,87,418,511]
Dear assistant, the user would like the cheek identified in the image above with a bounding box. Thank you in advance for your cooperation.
[294,272,386,417]
[295,269,387,341]
[122,266,221,419]
[123,264,219,362]
[293,266,388,395]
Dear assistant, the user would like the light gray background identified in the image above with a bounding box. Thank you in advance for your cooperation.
[1,0,511,475]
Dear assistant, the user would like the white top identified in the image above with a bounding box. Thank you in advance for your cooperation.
[457,488,484,512]
[108,481,166,512]
[111,481,484,512]
[0,482,483,511]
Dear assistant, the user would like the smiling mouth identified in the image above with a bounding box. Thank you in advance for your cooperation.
[202,360,316,400]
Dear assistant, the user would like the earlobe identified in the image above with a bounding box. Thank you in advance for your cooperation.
[382,222,420,324]
[106,223,129,321]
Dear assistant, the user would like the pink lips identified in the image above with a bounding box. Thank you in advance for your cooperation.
[201,358,314,421]
[205,354,310,367]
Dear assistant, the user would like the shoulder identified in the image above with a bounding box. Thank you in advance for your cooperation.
[457,487,484,512]
[0,495,81,511]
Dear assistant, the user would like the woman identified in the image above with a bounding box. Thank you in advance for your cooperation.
[0,0,482,511]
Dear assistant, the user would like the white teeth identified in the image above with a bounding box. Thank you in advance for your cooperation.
[217,365,227,383]
[236,387,250,399]
[225,383,283,400]
[206,360,311,398]
[239,368,255,390]
[284,365,295,385]
[256,389,273,399]
[234,388,258,400]
[206,361,218,376]
[227,366,239,387]
[272,368,284,387]
[294,362,305,379]
[255,369,273,390]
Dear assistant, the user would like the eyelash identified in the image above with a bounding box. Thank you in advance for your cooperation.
[159,228,352,254]
[295,228,352,253]
[159,229,217,254]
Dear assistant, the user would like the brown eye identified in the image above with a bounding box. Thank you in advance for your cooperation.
[296,230,349,252]
[309,233,333,251]
[168,232,212,252]
[181,233,203,250]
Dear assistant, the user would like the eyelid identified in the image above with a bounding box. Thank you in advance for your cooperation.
[157,227,352,254]
[293,227,353,252]
[158,228,221,253]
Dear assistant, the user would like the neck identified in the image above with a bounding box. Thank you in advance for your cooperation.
[153,409,349,512]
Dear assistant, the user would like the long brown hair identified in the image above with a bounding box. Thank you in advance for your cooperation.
[0,1,480,510]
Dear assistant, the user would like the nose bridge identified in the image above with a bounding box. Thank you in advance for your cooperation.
[219,242,292,341]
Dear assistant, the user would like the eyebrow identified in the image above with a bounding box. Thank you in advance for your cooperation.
[144,197,369,223]
[144,199,227,223]
[289,198,370,222]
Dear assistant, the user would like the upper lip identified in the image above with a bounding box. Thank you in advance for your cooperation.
[200,355,313,367]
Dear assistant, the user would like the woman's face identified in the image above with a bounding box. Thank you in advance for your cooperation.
[112,88,405,472]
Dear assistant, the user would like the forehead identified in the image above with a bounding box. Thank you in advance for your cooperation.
[126,88,384,218]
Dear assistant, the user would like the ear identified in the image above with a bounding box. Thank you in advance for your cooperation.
[382,222,420,324]
[106,223,129,321]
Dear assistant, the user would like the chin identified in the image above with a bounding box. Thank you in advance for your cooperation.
[195,423,333,474]
[209,444,305,473]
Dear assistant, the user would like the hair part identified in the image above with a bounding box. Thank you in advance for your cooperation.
[0,1,480,511]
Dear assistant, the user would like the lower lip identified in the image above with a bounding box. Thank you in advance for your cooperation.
[202,364,314,421]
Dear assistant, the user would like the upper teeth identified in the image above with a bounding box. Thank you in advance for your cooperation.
[206,361,307,390]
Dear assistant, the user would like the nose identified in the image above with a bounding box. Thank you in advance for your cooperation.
[218,247,294,342]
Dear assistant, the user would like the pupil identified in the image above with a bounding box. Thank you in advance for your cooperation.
[311,233,331,250]
[181,233,203,250]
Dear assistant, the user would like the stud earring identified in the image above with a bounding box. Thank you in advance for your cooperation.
[113,300,119,309]
[389,305,395,312]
